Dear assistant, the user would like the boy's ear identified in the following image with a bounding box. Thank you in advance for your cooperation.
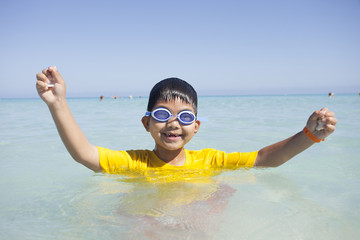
[194,120,201,134]
[141,116,150,132]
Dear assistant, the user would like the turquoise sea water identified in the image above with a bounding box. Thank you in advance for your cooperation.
[1,94,359,239]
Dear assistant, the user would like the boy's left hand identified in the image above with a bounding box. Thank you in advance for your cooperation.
[306,107,337,140]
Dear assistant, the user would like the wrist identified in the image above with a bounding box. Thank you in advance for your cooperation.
[303,127,324,143]
[48,97,68,111]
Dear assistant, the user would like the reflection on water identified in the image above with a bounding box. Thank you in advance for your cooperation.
[74,170,237,239]
[117,183,234,239]
[0,165,358,239]
[53,168,356,240]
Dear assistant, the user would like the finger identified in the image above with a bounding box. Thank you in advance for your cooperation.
[36,80,49,91]
[319,107,328,117]
[43,66,57,82]
[319,107,328,112]
[326,116,338,126]
[36,73,53,87]
[42,68,50,78]
[47,66,64,84]
[325,111,335,117]
[36,72,48,81]
[324,124,336,133]
[308,110,321,121]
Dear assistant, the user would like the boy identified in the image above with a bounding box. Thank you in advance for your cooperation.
[36,66,337,173]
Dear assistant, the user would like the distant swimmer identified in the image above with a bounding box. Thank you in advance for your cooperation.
[100,96,104,101]
[328,92,334,98]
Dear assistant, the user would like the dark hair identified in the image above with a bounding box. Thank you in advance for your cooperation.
[147,78,198,114]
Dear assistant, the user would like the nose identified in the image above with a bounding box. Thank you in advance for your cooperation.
[166,116,181,128]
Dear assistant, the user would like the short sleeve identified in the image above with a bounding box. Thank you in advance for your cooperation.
[223,151,258,168]
[188,149,258,169]
[97,146,132,174]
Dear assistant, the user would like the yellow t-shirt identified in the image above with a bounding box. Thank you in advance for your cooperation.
[98,147,257,174]
[97,147,258,216]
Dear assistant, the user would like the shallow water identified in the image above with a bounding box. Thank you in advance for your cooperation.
[1,94,359,239]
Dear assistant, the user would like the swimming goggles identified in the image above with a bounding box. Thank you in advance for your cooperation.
[145,107,196,125]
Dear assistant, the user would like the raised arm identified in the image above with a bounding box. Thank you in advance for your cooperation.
[36,66,101,172]
[254,108,337,167]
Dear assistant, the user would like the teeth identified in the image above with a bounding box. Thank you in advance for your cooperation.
[166,133,179,137]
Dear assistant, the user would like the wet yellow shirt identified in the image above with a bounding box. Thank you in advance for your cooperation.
[98,147,257,174]
[97,147,257,216]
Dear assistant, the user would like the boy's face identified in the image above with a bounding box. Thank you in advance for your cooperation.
[141,98,201,155]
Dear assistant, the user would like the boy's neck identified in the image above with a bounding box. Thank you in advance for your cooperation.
[154,147,186,166]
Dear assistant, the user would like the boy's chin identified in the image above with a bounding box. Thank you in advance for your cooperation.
[155,143,185,152]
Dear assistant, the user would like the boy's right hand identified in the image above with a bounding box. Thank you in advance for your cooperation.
[36,66,66,106]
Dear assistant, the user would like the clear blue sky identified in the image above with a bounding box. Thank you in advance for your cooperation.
[1,0,359,98]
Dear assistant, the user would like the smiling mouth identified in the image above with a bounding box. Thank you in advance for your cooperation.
[163,133,182,138]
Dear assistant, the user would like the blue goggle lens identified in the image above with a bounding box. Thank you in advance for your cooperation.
[153,109,171,120]
[179,112,194,122]
[146,108,196,125]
